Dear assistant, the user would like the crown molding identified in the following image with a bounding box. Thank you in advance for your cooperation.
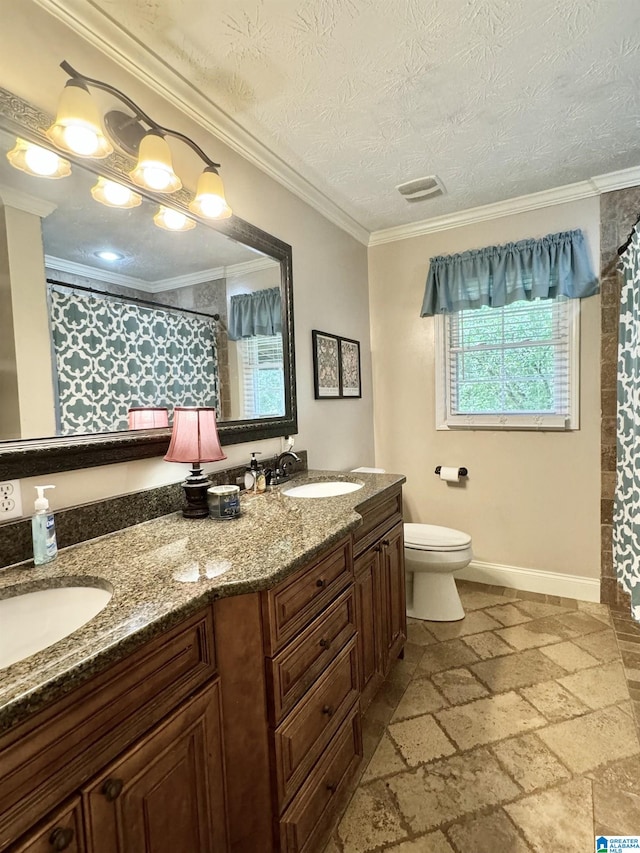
[32,0,370,246]
[150,267,225,292]
[45,255,154,290]
[224,257,280,279]
[369,166,640,246]
[0,184,58,218]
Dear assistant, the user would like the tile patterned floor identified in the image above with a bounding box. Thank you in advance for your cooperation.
[323,581,640,853]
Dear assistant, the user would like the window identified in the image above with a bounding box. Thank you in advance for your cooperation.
[435,298,579,430]
[238,334,285,418]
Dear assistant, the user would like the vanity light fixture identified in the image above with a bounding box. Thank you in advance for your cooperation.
[48,61,231,216]
[91,177,142,209]
[153,206,196,232]
[164,407,227,518]
[7,138,71,179]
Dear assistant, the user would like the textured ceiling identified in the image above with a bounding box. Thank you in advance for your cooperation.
[49,1,640,231]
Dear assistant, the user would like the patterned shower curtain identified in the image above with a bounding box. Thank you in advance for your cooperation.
[49,286,220,435]
[613,225,640,621]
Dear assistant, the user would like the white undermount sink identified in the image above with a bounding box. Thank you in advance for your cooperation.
[0,582,112,669]
[282,481,364,498]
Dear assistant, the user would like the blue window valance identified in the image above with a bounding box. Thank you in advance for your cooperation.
[421,229,599,317]
[228,287,282,340]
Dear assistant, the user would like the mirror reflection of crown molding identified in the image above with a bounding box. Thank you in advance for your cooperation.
[0,183,58,218]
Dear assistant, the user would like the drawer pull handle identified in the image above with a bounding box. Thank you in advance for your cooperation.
[316,578,326,588]
[326,782,337,794]
[322,704,334,717]
[102,778,124,801]
[382,538,390,546]
[319,638,331,650]
[49,828,74,851]
[374,544,382,552]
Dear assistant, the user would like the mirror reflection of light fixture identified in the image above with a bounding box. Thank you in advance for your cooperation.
[47,61,231,217]
[46,79,113,158]
[154,206,196,232]
[91,176,142,208]
[128,406,170,430]
[7,138,71,179]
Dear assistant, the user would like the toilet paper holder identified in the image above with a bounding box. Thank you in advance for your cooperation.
[435,466,468,477]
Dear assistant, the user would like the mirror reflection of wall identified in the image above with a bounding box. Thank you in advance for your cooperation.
[0,124,285,442]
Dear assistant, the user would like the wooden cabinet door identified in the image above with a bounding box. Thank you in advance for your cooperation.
[381,523,406,669]
[83,682,227,853]
[354,548,383,710]
[11,799,85,853]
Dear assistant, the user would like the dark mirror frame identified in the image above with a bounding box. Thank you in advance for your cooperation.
[0,87,297,479]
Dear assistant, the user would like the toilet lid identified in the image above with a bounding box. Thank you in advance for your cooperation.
[404,523,471,552]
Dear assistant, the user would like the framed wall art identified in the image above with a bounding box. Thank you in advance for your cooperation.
[312,330,340,398]
[339,336,361,398]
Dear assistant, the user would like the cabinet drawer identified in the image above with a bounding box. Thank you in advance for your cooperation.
[274,639,359,810]
[0,608,215,848]
[263,538,353,655]
[279,708,362,853]
[268,588,356,725]
[353,487,402,557]
[11,799,85,853]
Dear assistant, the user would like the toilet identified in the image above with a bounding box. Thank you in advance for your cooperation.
[404,523,473,622]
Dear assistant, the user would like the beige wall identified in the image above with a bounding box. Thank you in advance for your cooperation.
[1,3,374,512]
[369,198,601,578]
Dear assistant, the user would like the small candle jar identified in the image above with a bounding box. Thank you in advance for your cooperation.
[207,485,241,520]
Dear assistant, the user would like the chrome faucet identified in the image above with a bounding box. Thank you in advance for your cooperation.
[266,451,301,485]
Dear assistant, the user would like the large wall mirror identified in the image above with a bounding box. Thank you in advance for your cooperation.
[0,87,296,479]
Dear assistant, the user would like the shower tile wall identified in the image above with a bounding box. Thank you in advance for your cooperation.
[600,187,640,609]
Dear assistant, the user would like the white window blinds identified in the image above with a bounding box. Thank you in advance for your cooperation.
[436,298,579,430]
[239,334,285,418]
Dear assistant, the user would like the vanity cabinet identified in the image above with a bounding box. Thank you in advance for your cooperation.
[353,486,406,710]
[11,800,85,853]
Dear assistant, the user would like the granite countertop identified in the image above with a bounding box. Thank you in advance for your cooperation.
[0,469,405,731]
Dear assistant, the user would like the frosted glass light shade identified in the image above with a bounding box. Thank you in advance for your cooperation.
[91,177,142,208]
[128,407,169,429]
[7,138,71,179]
[164,407,226,464]
[189,168,232,219]
[46,80,113,158]
[130,132,181,193]
[153,206,196,232]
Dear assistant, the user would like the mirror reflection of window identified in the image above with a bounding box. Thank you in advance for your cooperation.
[239,335,285,418]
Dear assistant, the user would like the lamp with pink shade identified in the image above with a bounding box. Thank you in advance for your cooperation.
[164,407,227,518]
[127,407,170,430]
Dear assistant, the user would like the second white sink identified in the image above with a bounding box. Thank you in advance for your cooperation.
[282,481,363,498]
[0,582,112,669]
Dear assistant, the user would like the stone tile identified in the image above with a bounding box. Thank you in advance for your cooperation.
[336,780,408,852]
[553,610,610,637]
[495,618,570,651]
[537,706,640,773]
[406,621,438,647]
[361,716,386,763]
[362,733,407,782]
[389,714,456,767]
[559,661,630,709]
[385,832,455,853]
[593,783,640,837]
[447,809,533,853]
[491,733,571,793]
[470,648,566,692]
[365,681,407,725]
[416,639,480,676]
[574,629,620,661]
[435,692,546,750]
[484,603,532,626]
[513,599,572,619]
[391,679,449,722]
[462,631,516,659]
[521,680,591,722]
[457,588,510,610]
[401,642,427,667]
[387,748,520,833]
[505,778,594,853]
[539,640,600,671]
[586,755,640,795]
[424,610,502,641]
[431,667,489,705]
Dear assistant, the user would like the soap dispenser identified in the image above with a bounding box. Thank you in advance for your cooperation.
[244,452,262,493]
[31,485,58,566]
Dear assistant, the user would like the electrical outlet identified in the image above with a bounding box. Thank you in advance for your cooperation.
[0,480,23,520]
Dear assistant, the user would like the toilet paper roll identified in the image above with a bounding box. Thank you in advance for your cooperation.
[439,466,460,483]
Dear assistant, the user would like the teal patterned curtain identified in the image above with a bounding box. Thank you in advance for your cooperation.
[614,225,640,621]
[48,285,220,435]
[228,287,281,340]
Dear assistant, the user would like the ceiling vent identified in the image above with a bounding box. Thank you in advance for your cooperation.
[396,175,445,203]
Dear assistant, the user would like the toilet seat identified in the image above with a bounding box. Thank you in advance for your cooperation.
[404,523,471,552]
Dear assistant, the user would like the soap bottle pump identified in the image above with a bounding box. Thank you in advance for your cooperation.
[245,452,262,493]
[32,485,58,566]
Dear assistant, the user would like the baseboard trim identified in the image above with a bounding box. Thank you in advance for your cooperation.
[457,560,601,603]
